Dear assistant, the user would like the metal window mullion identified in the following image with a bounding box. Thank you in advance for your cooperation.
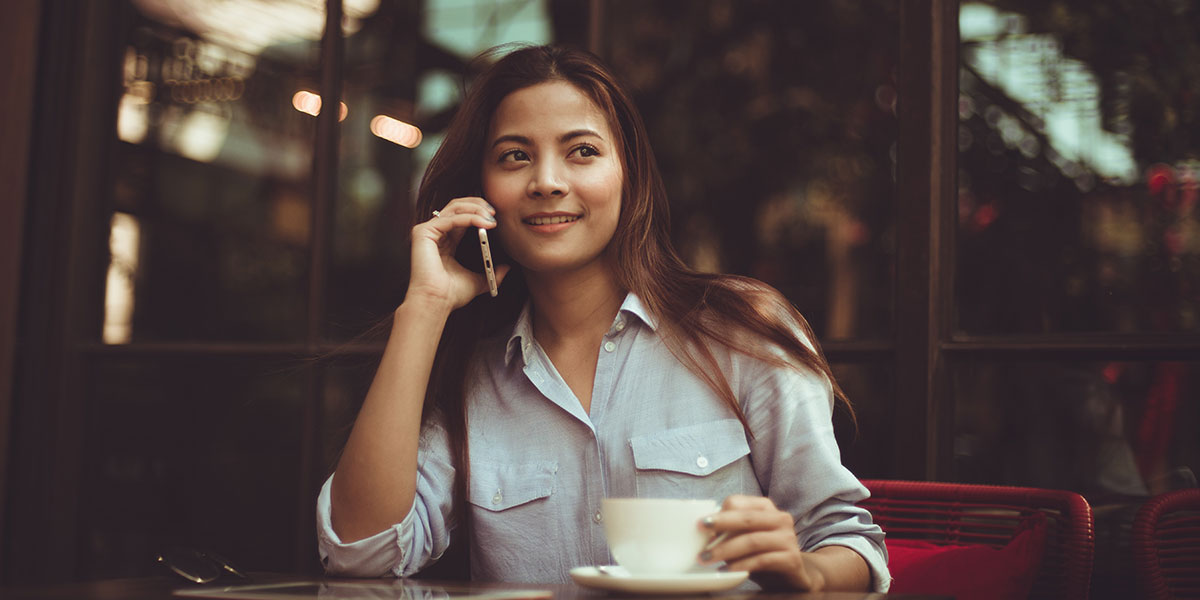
[894,0,957,481]
[297,0,344,574]
[942,340,1200,361]
[930,0,959,482]
[310,2,343,344]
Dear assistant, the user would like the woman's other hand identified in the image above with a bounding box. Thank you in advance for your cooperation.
[698,495,870,592]
[408,197,510,310]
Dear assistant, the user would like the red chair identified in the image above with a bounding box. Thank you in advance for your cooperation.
[1131,488,1200,599]
[860,479,1094,600]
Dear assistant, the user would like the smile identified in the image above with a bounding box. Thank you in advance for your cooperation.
[524,215,581,225]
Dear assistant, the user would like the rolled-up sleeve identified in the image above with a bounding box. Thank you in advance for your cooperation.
[740,354,891,593]
[316,421,457,578]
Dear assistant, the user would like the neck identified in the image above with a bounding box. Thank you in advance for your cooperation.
[525,262,625,348]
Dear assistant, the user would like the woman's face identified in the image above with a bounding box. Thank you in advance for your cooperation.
[481,81,624,278]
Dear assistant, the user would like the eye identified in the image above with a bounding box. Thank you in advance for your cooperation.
[569,144,600,159]
[499,149,529,163]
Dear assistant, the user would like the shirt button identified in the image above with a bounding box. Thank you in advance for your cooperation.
[615,320,626,331]
[593,511,603,524]
[492,490,503,505]
[603,341,616,352]
[696,456,709,469]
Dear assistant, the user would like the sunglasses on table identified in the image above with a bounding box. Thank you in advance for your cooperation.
[157,547,248,584]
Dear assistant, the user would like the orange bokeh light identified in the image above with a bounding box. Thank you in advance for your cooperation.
[291,90,347,121]
[370,115,422,148]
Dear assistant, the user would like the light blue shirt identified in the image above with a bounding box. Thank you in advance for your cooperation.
[317,293,891,591]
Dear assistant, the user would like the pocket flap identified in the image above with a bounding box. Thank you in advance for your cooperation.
[468,461,557,512]
[629,419,750,476]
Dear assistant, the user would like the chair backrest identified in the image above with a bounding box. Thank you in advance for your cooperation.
[860,479,1094,600]
[1131,488,1200,600]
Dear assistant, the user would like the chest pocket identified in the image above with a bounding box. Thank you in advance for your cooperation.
[466,460,561,575]
[628,419,755,501]
[468,461,558,512]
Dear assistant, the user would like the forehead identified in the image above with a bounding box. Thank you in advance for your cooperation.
[488,81,612,138]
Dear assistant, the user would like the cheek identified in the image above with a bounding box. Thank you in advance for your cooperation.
[481,172,521,207]
[579,166,624,208]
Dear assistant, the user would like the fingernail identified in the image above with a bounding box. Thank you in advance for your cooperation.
[699,551,712,562]
[701,516,715,528]
[717,565,729,572]
[486,214,496,223]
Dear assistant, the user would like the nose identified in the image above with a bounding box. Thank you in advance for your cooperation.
[527,161,569,198]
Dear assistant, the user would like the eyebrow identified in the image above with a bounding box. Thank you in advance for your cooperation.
[490,129,604,149]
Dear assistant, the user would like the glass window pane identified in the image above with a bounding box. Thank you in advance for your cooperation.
[957,2,1200,334]
[80,355,308,579]
[328,0,588,339]
[604,0,898,341]
[953,359,1199,499]
[832,363,894,478]
[104,2,328,343]
[327,0,897,341]
[952,357,1200,598]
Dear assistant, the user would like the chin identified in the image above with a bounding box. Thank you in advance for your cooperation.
[516,255,607,277]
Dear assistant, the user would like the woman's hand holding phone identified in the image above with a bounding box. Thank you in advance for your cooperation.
[407,196,507,311]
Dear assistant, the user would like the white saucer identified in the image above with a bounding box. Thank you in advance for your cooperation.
[569,566,749,594]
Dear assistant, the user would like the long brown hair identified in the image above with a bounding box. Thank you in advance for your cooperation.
[414,43,850,526]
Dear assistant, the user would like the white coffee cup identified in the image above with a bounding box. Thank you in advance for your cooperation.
[600,498,720,575]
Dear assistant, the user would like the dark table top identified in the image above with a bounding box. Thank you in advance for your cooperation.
[0,573,944,600]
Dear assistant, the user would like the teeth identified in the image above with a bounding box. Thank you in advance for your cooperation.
[527,215,580,225]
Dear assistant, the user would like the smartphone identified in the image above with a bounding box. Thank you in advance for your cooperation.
[478,228,499,297]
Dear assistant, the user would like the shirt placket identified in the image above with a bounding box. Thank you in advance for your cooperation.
[585,313,628,565]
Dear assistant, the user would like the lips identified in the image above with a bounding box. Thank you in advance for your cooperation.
[524,214,581,226]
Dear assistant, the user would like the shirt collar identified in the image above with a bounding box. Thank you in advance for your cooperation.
[617,291,657,332]
[503,291,658,367]
[504,302,537,367]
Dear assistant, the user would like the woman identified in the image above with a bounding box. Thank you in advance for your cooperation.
[317,45,890,593]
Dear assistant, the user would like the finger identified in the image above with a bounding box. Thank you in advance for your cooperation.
[720,495,777,512]
[418,212,498,254]
[434,210,498,233]
[702,507,793,534]
[700,529,797,565]
[433,197,496,221]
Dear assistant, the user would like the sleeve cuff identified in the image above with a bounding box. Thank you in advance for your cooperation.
[810,535,892,593]
[316,473,417,577]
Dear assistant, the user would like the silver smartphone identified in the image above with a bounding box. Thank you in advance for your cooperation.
[478,228,498,297]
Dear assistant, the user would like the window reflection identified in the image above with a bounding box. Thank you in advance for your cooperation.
[324,1,899,342]
[292,90,349,121]
[422,0,552,60]
[129,0,379,56]
[957,1,1200,334]
[831,363,894,478]
[326,0,560,338]
[103,213,142,344]
[604,0,897,342]
[104,2,332,342]
[954,360,1199,501]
